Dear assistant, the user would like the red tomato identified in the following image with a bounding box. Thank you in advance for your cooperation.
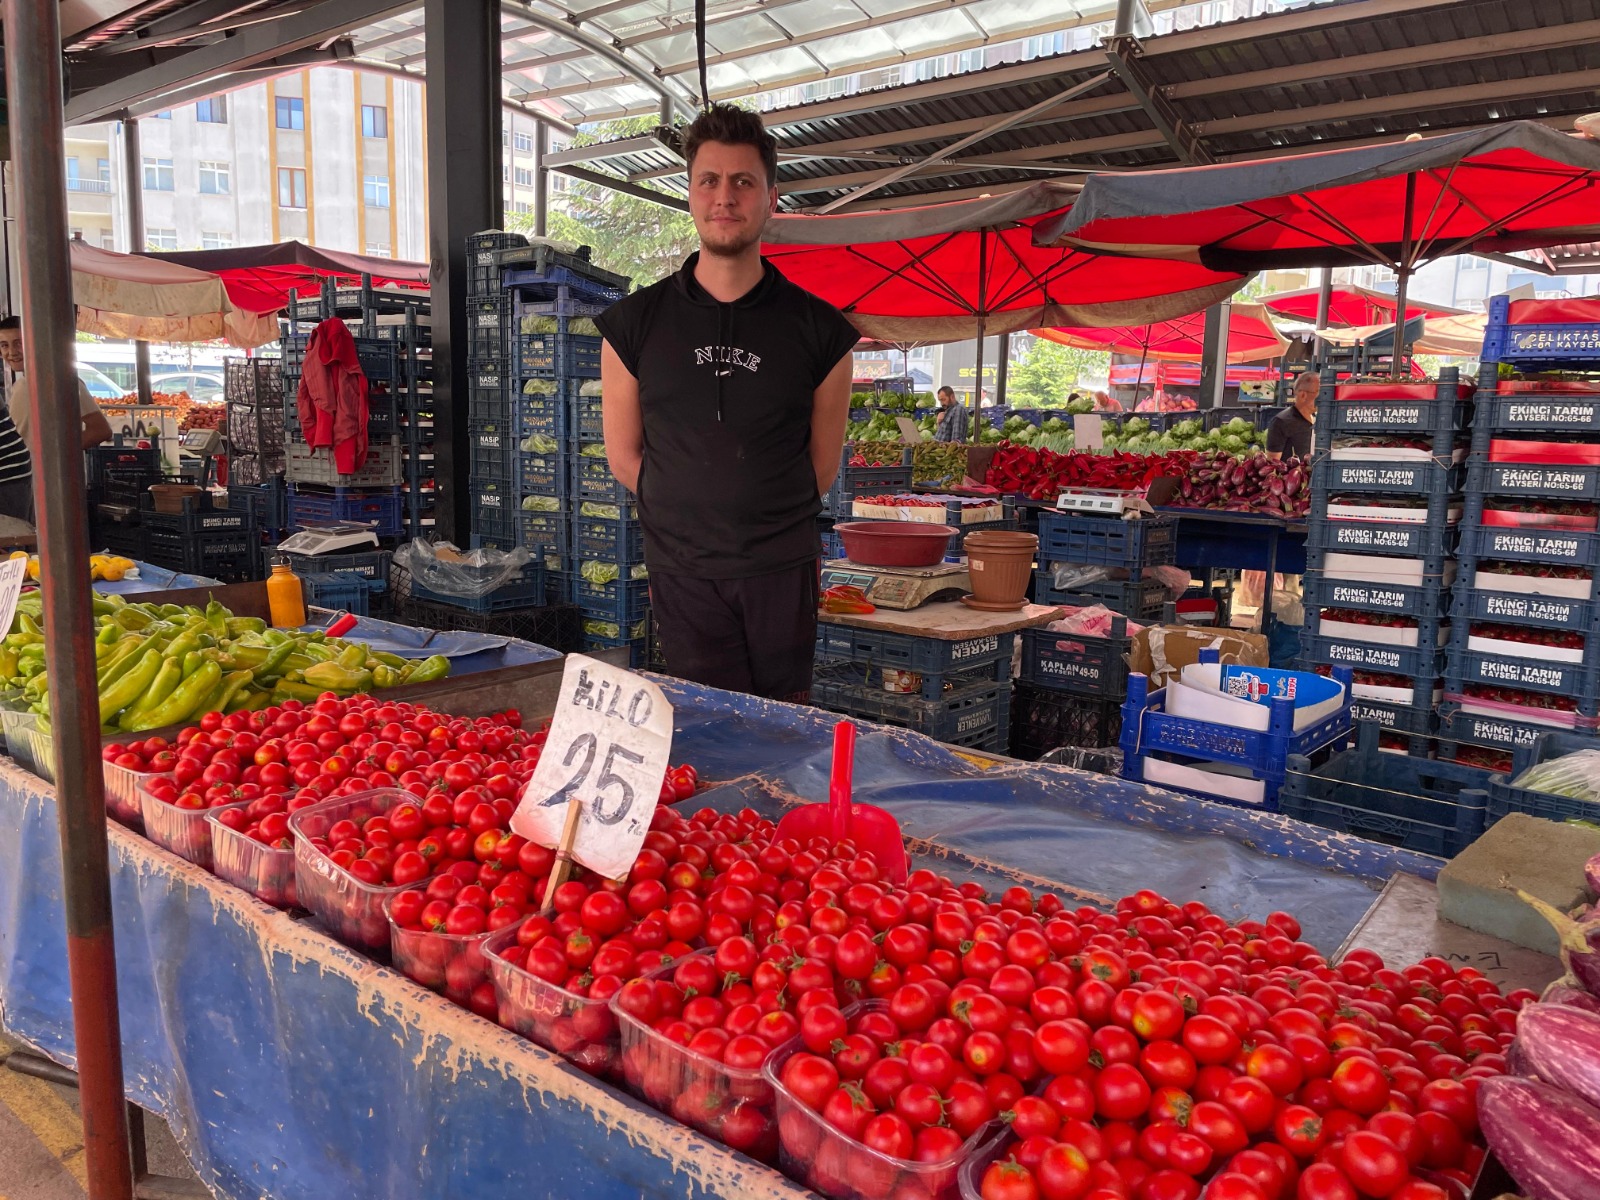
[980,1160,1039,1200]
[1095,1063,1152,1122]
[1331,1057,1391,1117]
[1338,1131,1408,1198]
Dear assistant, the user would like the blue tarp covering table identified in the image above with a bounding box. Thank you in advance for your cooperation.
[0,676,1441,1200]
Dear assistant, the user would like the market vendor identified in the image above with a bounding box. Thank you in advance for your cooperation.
[0,315,113,522]
[597,104,859,701]
[1266,369,1319,460]
[933,385,970,442]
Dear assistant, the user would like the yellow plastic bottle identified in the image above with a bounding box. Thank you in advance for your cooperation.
[267,562,307,629]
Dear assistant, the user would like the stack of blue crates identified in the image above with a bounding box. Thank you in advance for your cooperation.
[1012,614,1132,760]
[1297,369,1472,753]
[1032,509,1175,619]
[1440,295,1600,769]
[464,231,633,638]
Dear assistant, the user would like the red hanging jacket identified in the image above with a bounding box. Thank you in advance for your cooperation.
[296,317,369,473]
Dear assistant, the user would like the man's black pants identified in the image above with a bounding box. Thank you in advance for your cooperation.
[649,560,819,701]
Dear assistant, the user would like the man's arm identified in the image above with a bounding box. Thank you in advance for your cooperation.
[81,408,112,451]
[811,355,855,495]
[600,340,643,494]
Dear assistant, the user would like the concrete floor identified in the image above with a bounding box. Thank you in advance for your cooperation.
[0,1032,202,1200]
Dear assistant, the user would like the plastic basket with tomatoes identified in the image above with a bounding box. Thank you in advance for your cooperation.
[137,773,221,868]
[207,803,297,908]
[289,788,416,953]
[484,922,622,1081]
[387,884,495,1010]
[612,948,781,1163]
[99,737,179,830]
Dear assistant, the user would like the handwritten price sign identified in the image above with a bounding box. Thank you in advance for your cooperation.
[511,654,674,880]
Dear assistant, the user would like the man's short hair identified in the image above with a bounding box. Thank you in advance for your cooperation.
[937,386,955,399]
[683,104,778,189]
[0,316,19,332]
[1294,370,1321,398]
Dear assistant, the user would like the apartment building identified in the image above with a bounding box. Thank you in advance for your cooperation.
[64,67,565,261]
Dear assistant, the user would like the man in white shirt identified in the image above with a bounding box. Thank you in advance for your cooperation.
[0,315,114,462]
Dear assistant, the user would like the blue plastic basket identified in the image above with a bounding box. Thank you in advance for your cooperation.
[288,486,403,539]
[1036,511,1177,571]
[573,394,605,437]
[570,455,633,504]
[1314,376,1473,440]
[811,666,1010,751]
[1466,458,1600,501]
[579,633,650,668]
[1018,621,1130,698]
[571,575,650,625]
[823,446,913,518]
[518,332,601,379]
[1312,456,1466,497]
[518,449,566,497]
[466,294,512,360]
[572,514,643,561]
[1301,571,1452,619]
[1033,572,1168,620]
[1306,493,1461,558]
[515,388,572,441]
[302,570,372,617]
[1481,296,1600,367]
[1486,729,1600,823]
[409,560,547,614]
[1451,573,1598,632]
[1301,625,1447,678]
[1445,637,1600,701]
[519,509,568,555]
[1437,701,1587,760]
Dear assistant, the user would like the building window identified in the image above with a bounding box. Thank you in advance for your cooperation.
[143,157,174,191]
[501,165,509,183]
[361,105,388,138]
[101,233,116,250]
[201,232,233,250]
[365,242,391,257]
[195,97,227,123]
[514,167,534,186]
[514,131,533,153]
[152,111,172,120]
[146,228,178,251]
[275,96,304,130]
[198,161,230,195]
[363,175,390,208]
[501,128,509,147]
[66,157,111,193]
[512,201,532,215]
[96,158,110,182]
[277,167,307,209]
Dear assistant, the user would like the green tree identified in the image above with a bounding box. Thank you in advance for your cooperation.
[1005,339,1108,407]
[506,116,699,289]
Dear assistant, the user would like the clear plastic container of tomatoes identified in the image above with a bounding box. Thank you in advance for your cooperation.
[136,773,221,869]
[288,787,412,952]
[102,757,157,830]
[483,923,622,1081]
[207,804,297,909]
[611,948,780,1163]
[765,1037,999,1200]
[386,886,493,1005]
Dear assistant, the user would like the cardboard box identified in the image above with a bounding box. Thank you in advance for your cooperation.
[1129,625,1269,691]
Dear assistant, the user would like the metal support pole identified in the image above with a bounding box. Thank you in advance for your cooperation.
[425,0,502,544]
[995,332,1010,408]
[1312,266,1333,367]
[1210,298,1231,409]
[1198,302,1226,409]
[2,1,135,1197]
[659,96,673,127]
[1390,174,1417,378]
[533,120,548,238]
[121,118,153,404]
[972,322,985,409]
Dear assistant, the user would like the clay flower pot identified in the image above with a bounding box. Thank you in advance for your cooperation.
[963,530,1037,608]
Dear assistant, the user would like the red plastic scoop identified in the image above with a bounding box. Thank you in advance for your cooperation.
[775,721,909,883]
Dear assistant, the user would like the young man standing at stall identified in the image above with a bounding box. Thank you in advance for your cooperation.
[597,105,859,700]
[0,315,113,523]
[1266,369,1320,460]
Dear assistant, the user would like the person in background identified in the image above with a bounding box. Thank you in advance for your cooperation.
[1267,370,1320,460]
[933,385,970,443]
[0,315,113,523]
[597,104,858,702]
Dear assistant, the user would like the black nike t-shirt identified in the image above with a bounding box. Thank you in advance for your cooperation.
[595,254,859,580]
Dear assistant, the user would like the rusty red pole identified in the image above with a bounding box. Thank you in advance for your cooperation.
[1,1,136,1195]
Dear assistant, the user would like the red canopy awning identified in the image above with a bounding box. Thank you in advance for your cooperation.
[761,183,1246,344]
[1260,283,1465,327]
[148,240,429,314]
[1033,302,1287,364]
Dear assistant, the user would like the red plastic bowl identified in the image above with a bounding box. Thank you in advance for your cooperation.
[835,520,957,567]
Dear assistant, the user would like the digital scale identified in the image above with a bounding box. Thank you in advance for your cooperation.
[819,559,970,610]
[1054,476,1180,516]
[179,428,224,487]
[277,525,382,557]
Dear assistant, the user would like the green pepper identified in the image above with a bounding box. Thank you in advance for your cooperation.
[207,670,254,716]
[271,679,328,704]
[225,616,267,638]
[113,608,153,631]
[281,653,315,673]
[125,660,221,732]
[372,664,397,688]
[180,650,204,677]
[14,611,40,636]
[226,685,271,713]
[336,642,368,672]
[301,662,372,692]
[299,642,335,663]
[205,599,229,638]
[117,657,184,730]
[404,655,450,685]
[371,651,408,670]
[262,629,291,648]
[96,637,148,686]
[227,645,272,669]
[95,622,121,647]
[98,646,163,723]
[0,648,18,680]
[251,639,299,684]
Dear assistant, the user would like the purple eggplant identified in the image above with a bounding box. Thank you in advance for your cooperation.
[1543,977,1600,1015]
[1479,1075,1600,1200]
[1516,1003,1600,1108]
[1587,851,1600,899]
[1517,888,1600,997]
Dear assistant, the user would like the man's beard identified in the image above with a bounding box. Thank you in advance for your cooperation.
[699,220,764,259]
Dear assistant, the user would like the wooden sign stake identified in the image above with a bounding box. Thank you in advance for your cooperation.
[538,797,585,916]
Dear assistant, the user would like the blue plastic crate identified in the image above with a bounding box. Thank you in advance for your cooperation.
[580,633,651,668]
[1481,295,1600,366]
[573,393,605,437]
[515,387,572,440]
[1119,653,1354,809]
[1033,571,1168,620]
[1437,701,1589,762]
[572,514,643,561]
[140,491,253,537]
[466,359,515,425]
[1451,572,1598,632]
[1301,625,1447,678]
[1036,511,1176,571]
[466,294,512,360]
[1486,729,1600,823]
[1445,630,1600,699]
[1279,726,1489,858]
[281,548,392,588]
[572,575,650,625]
[1306,492,1461,557]
[823,446,913,518]
[1470,391,1600,455]
[1018,620,1130,697]
[1456,514,1600,569]
[288,485,403,539]
[518,449,567,497]
[1301,571,1451,619]
[302,570,372,617]
[519,509,568,555]
[1312,456,1466,496]
[410,561,547,614]
[570,455,633,504]
[1314,375,1473,440]
[1466,457,1600,501]
[469,435,519,487]
[227,479,288,540]
[1298,658,1441,740]
[518,331,602,379]
[811,665,1010,751]
[814,623,1014,702]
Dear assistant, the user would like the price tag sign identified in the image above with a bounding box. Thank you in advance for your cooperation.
[511,654,674,880]
[1073,413,1104,450]
[0,557,29,638]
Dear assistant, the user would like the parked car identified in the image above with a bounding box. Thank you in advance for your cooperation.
[151,371,225,401]
[77,364,127,400]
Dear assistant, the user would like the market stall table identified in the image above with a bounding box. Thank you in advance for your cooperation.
[0,669,1499,1200]
[1157,507,1307,634]
[815,598,1062,639]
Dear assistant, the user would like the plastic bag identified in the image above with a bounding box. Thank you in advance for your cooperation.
[1047,604,1143,638]
[522,378,557,395]
[394,539,531,599]
[1511,749,1600,802]
[1050,562,1111,590]
[1039,745,1123,775]
[521,495,560,512]
[580,380,604,397]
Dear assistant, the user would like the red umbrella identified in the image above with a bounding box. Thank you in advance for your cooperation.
[148,240,429,314]
[1033,301,1286,364]
[1259,283,1464,328]
[1034,123,1600,362]
[762,183,1246,347]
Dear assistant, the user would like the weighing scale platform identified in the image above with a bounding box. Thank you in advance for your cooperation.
[820,559,970,610]
[818,596,1064,641]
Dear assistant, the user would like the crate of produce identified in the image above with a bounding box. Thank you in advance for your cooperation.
[571,392,605,438]
[1485,729,1600,823]
[517,507,567,555]
[517,331,601,379]
[410,560,546,614]
[466,294,512,360]
[227,478,289,540]
[815,623,1015,679]
[1312,455,1466,496]
[144,527,258,583]
[208,804,297,909]
[1466,458,1600,501]
[288,485,403,539]
[570,454,632,504]
[1315,374,1473,438]
[227,396,286,455]
[280,547,392,589]
[397,588,576,648]
[572,514,643,562]
[1300,571,1449,620]
[580,633,649,667]
[1279,724,1490,858]
[1438,695,1598,773]
[823,446,913,519]
[812,654,1008,706]
[138,490,252,536]
[1306,491,1461,557]
[1451,571,1597,632]
[1471,393,1600,462]
[224,357,284,405]
[286,437,405,489]
[571,573,650,624]
[812,664,1010,750]
[1445,632,1600,700]
[1036,510,1176,570]
[1322,667,1442,739]
[466,359,514,424]
[1010,683,1123,761]
[1480,294,1600,365]
[515,384,572,441]
[1301,622,1447,678]
[1033,571,1168,620]
[1018,618,1130,697]
[1203,405,1284,432]
[288,788,414,953]
[483,923,620,1080]
[1456,511,1600,569]
[497,243,630,297]
[518,447,566,498]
